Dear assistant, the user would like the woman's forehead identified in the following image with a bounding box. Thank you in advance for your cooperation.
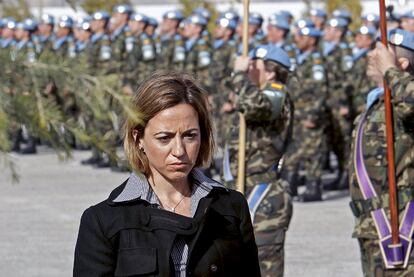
[145,104,199,131]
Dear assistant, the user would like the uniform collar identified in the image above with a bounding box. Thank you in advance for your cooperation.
[112,168,227,203]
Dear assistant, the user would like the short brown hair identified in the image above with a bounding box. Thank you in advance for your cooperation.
[123,71,214,176]
[264,60,290,83]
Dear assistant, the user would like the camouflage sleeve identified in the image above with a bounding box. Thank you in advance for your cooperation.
[385,67,414,119]
[233,72,273,122]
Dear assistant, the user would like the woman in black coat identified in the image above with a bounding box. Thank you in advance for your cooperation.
[73,71,261,277]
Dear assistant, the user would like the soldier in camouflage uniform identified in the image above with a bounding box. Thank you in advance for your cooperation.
[210,15,237,148]
[10,19,38,154]
[156,10,185,71]
[281,26,329,201]
[182,14,213,92]
[124,12,156,92]
[36,14,55,56]
[0,18,16,51]
[351,25,377,118]
[53,16,76,61]
[309,8,327,31]
[223,45,293,277]
[322,17,355,190]
[349,29,414,277]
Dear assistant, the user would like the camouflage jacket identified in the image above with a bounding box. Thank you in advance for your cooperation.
[89,33,112,75]
[52,35,77,63]
[291,50,329,127]
[156,33,186,71]
[350,68,414,239]
[350,48,377,117]
[210,38,237,94]
[124,31,156,87]
[184,36,213,91]
[109,25,128,77]
[323,41,354,109]
[226,72,293,185]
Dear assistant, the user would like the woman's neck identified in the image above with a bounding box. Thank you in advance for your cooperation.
[148,171,191,201]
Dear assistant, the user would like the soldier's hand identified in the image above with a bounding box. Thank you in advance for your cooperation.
[234,56,250,72]
[302,120,316,129]
[370,42,397,77]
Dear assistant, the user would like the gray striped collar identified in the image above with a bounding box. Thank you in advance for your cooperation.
[113,168,227,203]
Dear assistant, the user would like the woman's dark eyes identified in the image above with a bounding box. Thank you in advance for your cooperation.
[156,133,198,142]
[185,133,198,139]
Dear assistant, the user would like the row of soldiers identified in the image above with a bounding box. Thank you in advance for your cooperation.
[2,4,414,190]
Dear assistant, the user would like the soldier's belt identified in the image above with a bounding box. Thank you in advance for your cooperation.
[353,109,414,269]
[350,187,414,218]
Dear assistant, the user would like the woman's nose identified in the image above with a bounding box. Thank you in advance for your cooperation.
[171,137,185,157]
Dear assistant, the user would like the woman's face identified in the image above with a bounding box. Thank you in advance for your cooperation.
[248,59,267,87]
[139,104,201,183]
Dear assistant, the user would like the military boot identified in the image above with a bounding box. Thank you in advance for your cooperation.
[299,180,322,202]
[20,135,37,155]
[280,170,298,197]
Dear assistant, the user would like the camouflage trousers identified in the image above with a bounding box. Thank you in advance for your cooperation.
[283,125,328,182]
[358,238,414,277]
[246,172,293,277]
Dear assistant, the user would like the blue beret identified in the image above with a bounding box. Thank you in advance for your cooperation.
[216,16,237,30]
[58,15,73,28]
[332,9,352,23]
[40,13,55,25]
[163,10,184,21]
[192,7,211,21]
[297,26,322,37]
[268,16,290,30]
[310,8,327,18]
[249,44,291,69]
[113,4,132,14]
[186,14,207,26]
[17,18,37,32]
[276,10,293,21]
[130,13,148,23]
[295,18,315,29]
[362,13,379,24]
[389,28,414,52]
[356,25,377,36]
[92,11,110,21]
[326,17,348,28]
[401,10,414,19]
[249,12,263,26]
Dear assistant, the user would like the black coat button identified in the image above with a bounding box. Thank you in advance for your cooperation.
[210,264,218,272]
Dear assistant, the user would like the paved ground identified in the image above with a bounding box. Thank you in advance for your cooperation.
[0,147,361,277]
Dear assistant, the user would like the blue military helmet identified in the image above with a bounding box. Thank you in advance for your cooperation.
[275,10,294,22]
[92,10,110,21]
[389,28,414,52]
[295,18,315,29]
[357,25,377,37]
[268,15,290,31]
[130,12,149,23]
[222,10,240,22]
[186,14,207,27]
[401,10,414,19]
[147,17,158,28]
[112,4,132,14]
[310,8,327,19]
[362,13,379,25]
[326,17,349,28]
[192,7,211,21]
[40,13,55,25]
[5,18,16,29]
[216,16,237,30]
[163,10,184,21]
[249,44,291,70]
[249,12,263,26]
[76,16,91,30]
[58,15,74,28]
[296,26,322,37]
[332,9,352,23]
[17,18,38,32]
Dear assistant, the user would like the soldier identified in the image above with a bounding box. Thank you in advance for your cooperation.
[235,12,265,53]
[222,44,293,277]
[182,14,213,91]
[156,10,185,71]
[361,13,380,30]
[401,10,414,33]
[145,17,158,38]
[124,12,156,91]
[37,14,55,55]
[281,26,329,201]
[351,25,377,117]
[11,19,38,154]
[349,28,414,276]
[322,17,355,191]
[210,15,237,149]
[0,18,16,51]
[53,15,76,61]
[309,8,327,31]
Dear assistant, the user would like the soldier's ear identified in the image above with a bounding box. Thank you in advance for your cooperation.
[397,57,410,72]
